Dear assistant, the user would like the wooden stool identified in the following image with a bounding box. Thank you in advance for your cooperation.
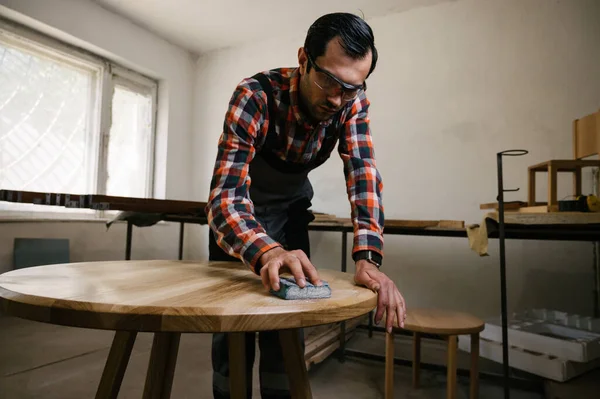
[385,308,484,399]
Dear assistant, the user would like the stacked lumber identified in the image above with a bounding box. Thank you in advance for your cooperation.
[309,211,348,225]
[304,314,367,370]
[309,211,466,230]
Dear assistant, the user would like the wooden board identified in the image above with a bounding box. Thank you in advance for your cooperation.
[528,159,600,172]
[0,189,207,215]
[480,201,527,211]
[400,308,484,335]
[304,315,366,360]
[484,211,600,225]
[0,260,376,333]
[308,213,465,230]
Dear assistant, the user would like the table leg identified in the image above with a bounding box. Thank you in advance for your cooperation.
[95,331,137,399]
[413,332,421,388]
[339,231,347,362]
[385,331,394,399]
[470,333,480,399]
[594,242,600,318]
[279,328,312,399]
[368,311,374,338]
[142,332,181,399]
[447,335,457,399]
[228,332,247,399]
[178,223,185,260]
[125,221,133,260]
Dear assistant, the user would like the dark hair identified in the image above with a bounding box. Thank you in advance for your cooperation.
[304,12,378,77]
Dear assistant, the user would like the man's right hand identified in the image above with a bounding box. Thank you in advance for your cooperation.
[258,247,322,292]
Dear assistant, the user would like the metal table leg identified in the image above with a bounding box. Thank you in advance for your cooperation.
[178,222,185,260]
[338,231,348,362]
[594,242,600,318]
[341,231,347,273]
[125,221,133,260]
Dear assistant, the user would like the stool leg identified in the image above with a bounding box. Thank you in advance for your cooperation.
[142,332,181,399]
[228,333,247,399]
[528,168,536,206]
[279,328,312,399]
[447,335,457,399]
[385,331,394,399]
[470,334,480,398]
[413,332,421,388]
[96,331,137,399]
[548,164,558,208]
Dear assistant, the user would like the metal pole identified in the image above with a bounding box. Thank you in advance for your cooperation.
[497,153,510,399]
[125,220,133,261]
[341,231,347,273]
[496,149,528,399]
[339,230,348,362]
[178,222,185,260]
[594,242,600,318]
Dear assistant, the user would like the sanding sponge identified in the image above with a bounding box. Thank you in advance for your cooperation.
[270,277,331,300]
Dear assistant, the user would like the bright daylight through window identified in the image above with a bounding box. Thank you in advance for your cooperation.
[0,21,157,217]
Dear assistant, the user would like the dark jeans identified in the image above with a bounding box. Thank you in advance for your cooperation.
[208,201,313,398]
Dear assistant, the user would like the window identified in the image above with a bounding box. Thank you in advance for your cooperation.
[0,19,157,217]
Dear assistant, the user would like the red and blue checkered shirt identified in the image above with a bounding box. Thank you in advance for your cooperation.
[205,67,384,273]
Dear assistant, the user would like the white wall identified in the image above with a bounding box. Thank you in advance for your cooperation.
[190,0,600,318]
[0,0,195,273]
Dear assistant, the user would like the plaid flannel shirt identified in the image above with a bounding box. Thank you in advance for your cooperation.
[205,68,384,273]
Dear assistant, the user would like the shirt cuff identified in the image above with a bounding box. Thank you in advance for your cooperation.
[241,233,283,274]
[352,229,384,258]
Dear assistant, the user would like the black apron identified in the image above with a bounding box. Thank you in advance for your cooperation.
[209,73,345,265]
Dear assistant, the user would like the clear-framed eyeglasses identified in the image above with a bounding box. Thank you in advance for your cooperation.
[306,51,367,102]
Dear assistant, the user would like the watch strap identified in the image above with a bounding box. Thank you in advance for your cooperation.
[352,250,382,267]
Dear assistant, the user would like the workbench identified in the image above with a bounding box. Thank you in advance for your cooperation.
[2,189,600,393]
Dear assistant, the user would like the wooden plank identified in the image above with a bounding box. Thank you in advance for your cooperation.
[573,110,599,159]
[485,211,600,225]
[480,201,527,211]
[528,159,600,172]
[437,220,465,229]
[384,219,465,229]
[305,330,355,370]
[304,316,365,359]
[0,189,207,214]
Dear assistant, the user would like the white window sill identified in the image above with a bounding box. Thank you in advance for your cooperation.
[0,209,120,223]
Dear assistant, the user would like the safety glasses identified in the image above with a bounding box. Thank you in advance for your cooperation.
[305,50,366,102]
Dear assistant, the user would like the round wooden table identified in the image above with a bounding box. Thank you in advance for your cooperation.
[0,260,376,399]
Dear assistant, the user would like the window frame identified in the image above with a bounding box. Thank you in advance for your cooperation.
[0,18,158,220]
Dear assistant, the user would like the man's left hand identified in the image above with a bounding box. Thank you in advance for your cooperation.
[354,260,406,333]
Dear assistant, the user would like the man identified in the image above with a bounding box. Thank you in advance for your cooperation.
[205,12,406,398]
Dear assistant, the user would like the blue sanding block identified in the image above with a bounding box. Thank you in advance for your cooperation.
[270,277,331,300]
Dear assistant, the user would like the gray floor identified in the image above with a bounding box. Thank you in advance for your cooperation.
[0,316,543,398]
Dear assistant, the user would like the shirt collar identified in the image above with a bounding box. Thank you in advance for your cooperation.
[289,68,334,128]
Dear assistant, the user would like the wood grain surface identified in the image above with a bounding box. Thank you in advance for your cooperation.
[401,308,484,335]
[0,260,377,333]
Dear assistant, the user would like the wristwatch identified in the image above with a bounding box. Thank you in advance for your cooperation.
[352,250,382,268]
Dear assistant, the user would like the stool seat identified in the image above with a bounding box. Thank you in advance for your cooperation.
[402,307,485,335]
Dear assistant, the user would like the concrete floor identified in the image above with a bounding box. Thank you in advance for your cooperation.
[0,316,543,399]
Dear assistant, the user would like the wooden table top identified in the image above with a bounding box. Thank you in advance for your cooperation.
[0,260,376,333]
[400,308,484,335]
